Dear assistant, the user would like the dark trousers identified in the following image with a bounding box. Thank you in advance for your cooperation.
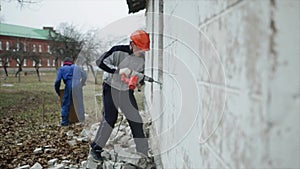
[93,83,149,154]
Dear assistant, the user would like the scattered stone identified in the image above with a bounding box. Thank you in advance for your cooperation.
[61,156,68,160]
[113,144,143,166]
[67,140,77,146]
[128,139,135,146]
[26,159,33,164]
[119,125,127,132]
[30,162,43,169]
[61,160,71,165]
[119,135,131,147]
[80,129,89,137]
[125,127,132,136]
[68,164,78,169]
[44,148,57,153]
[86,154,102,169]
[48,164,64,169]
[0,116,89,168]
[122,163,137,169]
[15,165,30,169]
[101,150,112,160]
[66,130,74,137]
[80,160,87,168]
[103,161,116,169]
[33,148,43,154]
[44,145,52,149]
[48,158,58,166]
[76,136,89,143]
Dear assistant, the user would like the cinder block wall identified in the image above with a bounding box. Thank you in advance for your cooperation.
[145,0,300,168]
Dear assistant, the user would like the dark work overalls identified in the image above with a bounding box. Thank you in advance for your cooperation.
[92,45,149,155]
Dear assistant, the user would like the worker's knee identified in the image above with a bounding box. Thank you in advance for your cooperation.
[104,116,117,128]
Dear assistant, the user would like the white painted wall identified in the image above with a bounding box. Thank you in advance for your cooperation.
[145,0,300,168]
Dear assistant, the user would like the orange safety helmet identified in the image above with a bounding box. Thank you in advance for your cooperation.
[130,30,150,51]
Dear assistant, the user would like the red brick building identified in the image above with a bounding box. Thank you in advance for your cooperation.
[0,23,63,69]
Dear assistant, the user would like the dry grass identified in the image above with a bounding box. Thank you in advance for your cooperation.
[0,69,145,124]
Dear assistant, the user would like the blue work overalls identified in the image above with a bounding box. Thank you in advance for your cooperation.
[55,63,86,126]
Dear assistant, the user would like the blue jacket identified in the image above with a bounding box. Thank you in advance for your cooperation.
[54,63,87,95]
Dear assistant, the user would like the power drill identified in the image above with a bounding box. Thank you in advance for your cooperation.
[121,74,162,90]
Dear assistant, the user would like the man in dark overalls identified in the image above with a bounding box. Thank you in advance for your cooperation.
[91,30,150,161]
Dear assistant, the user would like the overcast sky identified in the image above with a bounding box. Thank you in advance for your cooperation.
[0,0,146,35]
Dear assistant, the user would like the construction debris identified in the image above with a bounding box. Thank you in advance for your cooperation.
[0,110,156,168]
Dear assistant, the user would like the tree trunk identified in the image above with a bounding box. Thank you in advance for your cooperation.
[15,66,22,82]
[4,65,8,79]
[55,58,59,70]
[88,64,98,84]
[35,66,41,81]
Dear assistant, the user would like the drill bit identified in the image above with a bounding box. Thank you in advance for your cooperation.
[153,80,162,85]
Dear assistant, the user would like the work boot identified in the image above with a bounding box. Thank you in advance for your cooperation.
[90,143,103,162]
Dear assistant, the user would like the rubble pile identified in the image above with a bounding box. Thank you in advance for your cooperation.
[0,116,89,168]
[85,111,156,169]
[0,110,157,168]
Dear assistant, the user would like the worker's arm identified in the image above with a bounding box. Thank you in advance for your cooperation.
[54,69,62,96]
[96,45,133,74]
[96,46,123,73]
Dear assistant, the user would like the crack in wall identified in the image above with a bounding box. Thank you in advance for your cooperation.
[269,0,278,79]
[199,0,247,29]
[265,0,278,167]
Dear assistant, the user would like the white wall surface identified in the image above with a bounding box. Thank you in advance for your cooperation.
[145,0,300,168]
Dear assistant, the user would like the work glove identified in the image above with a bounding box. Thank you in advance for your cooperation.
[118,68,132,77]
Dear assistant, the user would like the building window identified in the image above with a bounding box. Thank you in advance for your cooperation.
[0,58,2,66]
[17,58,20,66]
[0,41,2,50]
[24,43,27,52]
[52,59,55,66]
[7,58,10,66]
[6,41,10,50]
[16,43,20,51]
[33,44,36,52]
[61,61,63,66]
[23,59,27,67]
[39,44,42,53]
[39,59,42,66]
[47,45,51,53]
[47,59,50,66]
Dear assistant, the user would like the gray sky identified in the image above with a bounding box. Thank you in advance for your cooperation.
[0,0,145,34]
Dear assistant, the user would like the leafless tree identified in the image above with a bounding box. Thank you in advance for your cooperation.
[12,40,33,82]
[30,53,42,81]
[48,23,84,70]
[0,40,28,82]
[77,29,101,84]
[0,55,9,79]
[0,40,21,80]
[77,29,128,84]
[0,0,42,11]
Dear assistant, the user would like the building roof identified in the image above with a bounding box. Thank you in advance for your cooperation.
[0,23,56,40]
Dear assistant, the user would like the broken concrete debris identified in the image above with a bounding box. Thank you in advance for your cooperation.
[85,112,157,169]
[9,111,156,168]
